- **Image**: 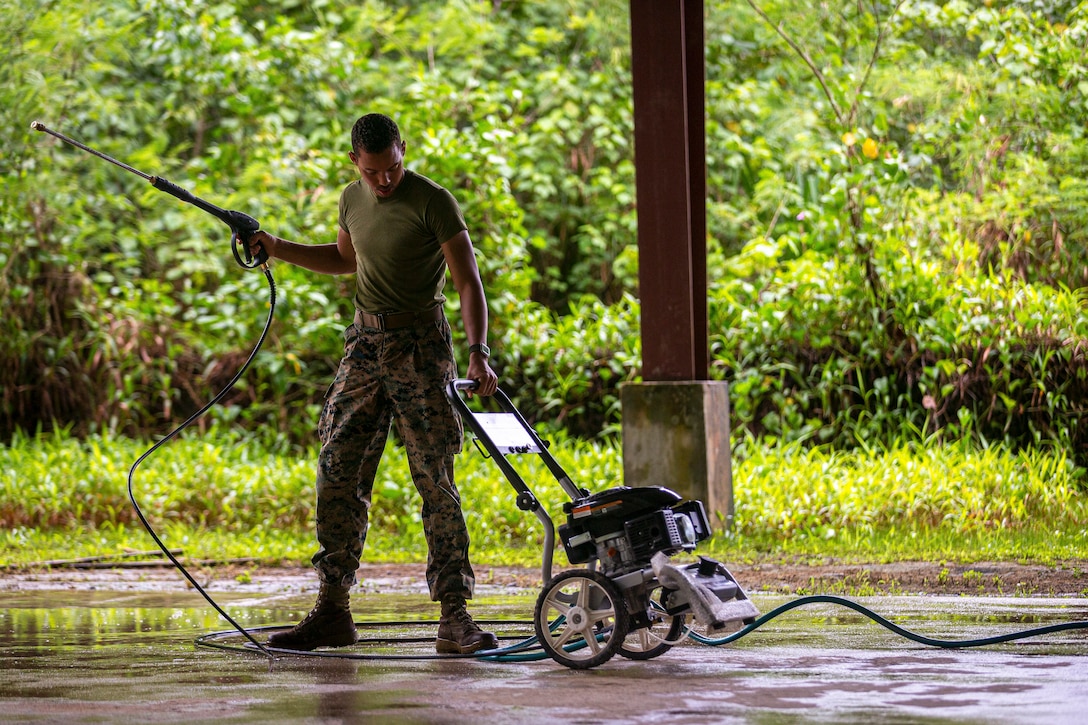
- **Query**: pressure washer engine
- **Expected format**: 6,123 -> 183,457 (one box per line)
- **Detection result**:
560,485 -> 709,575
447,379 -> 758,669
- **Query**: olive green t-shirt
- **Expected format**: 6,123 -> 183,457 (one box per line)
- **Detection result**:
338,170 -> 468,314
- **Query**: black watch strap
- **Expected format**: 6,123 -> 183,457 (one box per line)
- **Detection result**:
468,343 -> 491,358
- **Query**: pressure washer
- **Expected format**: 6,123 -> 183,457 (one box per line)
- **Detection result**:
33,121 -> 1088,669
445,379 -> 759,669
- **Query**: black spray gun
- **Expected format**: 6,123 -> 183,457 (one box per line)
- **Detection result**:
31,120 -> 267,269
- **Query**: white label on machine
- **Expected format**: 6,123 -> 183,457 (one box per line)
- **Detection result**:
473,413 -> 543,454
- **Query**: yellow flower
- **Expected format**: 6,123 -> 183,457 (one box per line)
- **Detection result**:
842,131 -> 857,146
862,138 -> 879,159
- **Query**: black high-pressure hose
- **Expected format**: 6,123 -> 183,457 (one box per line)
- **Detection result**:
195,591 -> 1088,663
33,121 -> 276,658
124,274 -> 276,658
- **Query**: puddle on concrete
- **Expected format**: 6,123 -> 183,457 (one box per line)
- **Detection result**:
1,591 -> 1087,723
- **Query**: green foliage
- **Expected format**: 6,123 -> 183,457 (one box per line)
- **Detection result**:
0,428 -> 628,564
495,292 -> 640,438
1,0 -> 636,446
731,434 -> 1083,541
711,220 -> 1088,456
1,430 -> 1084,566
703,0 -> 1088,462
1,0 -> 1086,472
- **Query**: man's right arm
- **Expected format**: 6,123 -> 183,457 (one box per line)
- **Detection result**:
249,228 -> 356,275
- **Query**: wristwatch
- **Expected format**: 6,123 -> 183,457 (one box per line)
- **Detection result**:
468,343 -> 491,358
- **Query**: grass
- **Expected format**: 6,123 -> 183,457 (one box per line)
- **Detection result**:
1,429 -> 1085,569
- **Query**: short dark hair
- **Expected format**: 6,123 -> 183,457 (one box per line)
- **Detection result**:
351,113 -> 401,154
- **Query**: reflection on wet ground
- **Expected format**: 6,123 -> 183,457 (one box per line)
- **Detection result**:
1,587 -> 1087,723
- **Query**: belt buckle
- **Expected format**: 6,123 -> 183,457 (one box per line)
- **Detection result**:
374,313 -> 387,331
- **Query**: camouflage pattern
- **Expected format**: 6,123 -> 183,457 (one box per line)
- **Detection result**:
310,315 -> 475,601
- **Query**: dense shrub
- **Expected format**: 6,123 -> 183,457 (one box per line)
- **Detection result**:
1,0 -> 1085,468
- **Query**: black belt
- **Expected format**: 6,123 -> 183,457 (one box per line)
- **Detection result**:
354,306 -> 444,331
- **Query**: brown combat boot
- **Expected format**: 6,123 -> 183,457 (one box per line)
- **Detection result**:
267,583 -> 358,651
436,594 -> 498,654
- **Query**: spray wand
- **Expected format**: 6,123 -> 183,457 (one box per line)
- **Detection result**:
31,120 -> 267,269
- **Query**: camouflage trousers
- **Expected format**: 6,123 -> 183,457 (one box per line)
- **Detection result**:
310,314 -> 475,601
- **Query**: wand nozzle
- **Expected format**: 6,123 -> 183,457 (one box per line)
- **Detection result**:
31,120 -> 267,269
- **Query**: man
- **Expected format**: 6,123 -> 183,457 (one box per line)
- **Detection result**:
249,113 -> 498,653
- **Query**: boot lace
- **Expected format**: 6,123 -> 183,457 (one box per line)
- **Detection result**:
444,603 -> 481,633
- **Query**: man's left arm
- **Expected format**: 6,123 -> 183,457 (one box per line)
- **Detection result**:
442,230 -> 498,396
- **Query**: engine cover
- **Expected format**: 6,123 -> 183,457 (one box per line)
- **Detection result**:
559,486 -> 712,574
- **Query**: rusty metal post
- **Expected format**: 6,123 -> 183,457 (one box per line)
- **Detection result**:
626,1 -> 732,529
629,0 -> 707,381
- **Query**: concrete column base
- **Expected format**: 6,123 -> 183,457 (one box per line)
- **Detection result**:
620,381 -> 733,530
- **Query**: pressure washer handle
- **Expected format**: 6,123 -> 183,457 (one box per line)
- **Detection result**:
446,379 -> 585,501
150,176 -> 267,269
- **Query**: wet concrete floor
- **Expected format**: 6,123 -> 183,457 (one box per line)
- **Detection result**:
2,581 -> 1087,723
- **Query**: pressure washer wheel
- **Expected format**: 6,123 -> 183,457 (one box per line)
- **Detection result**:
618,584 -> 686,660
534,569 -> 629,669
